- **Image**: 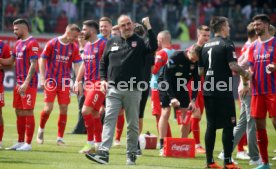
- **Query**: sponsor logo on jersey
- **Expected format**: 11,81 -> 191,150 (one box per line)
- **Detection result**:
204,41 -> 220,47
32,47 -> 39,52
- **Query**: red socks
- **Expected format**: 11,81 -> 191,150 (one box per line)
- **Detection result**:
0,124 -> 3,142
93,117 -> 102,142
238,134 -> 247,152
39,111 -> 50,129
256,129 -> 268,164
83,114 -> 94,141
191,118 -> 200,144
25,115 -> 35,144
115,114 -> 124,141
57,114 -> 67,138
17,116 -> 26,142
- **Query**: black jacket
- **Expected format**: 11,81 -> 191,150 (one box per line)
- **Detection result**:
100,29 -> 157,89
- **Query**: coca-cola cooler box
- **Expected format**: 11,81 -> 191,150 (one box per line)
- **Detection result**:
163,137 -> 195,158
139,133 -> 157,149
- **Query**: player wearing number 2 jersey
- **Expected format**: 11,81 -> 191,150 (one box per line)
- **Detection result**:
199,16 -> 250,169
0,19 -> 40,151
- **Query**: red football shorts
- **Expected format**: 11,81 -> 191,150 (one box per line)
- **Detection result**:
251,94 -> 276,118
151,89 -> 161,116
83,81 -> 105,112
13,86 -> 37,110
195,90 -> 204,114
0,85 -> 4,107
44,86 -> 71,105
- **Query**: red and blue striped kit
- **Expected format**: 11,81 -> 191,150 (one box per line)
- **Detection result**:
13,36 -> 40,88
248,37 -> 276,95
41,37 -> 82,85
83,38 -> 106,82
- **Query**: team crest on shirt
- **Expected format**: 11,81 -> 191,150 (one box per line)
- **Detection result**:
175,72 -> 183,76
68,50 -> 72,55
190,64 -> 195,70
22,45 -> 26,51
268,46 -> 274,52
131,41 -> 137,47
94,48 -> 98,53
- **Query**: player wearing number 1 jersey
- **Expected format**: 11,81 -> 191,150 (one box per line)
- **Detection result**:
0,19 -> 40,151
74,20 -> 106,154
199,16 -> 250,169
37,24 -> 82,145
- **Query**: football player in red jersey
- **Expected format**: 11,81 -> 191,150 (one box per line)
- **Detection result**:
37,24 -> 81,145
0,19 -> 40,151
0,40 -> 12,149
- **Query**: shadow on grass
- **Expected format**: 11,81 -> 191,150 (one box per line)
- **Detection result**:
30,149 -> 78,154
0,159 -> 49,165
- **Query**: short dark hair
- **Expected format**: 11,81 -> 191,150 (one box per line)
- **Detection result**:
197,25 -> 210,32
66,24 -> 81,32
210,16 -> 228,33
134,23 -> 146,36
252,14 -> 270,24
83,20 -> 99,31
99,17 -> 112,25
13,18 -> 30,30
247,22 -> 256,38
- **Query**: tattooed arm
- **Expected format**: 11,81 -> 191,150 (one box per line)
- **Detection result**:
229,61 -> 251,80
17,59 -> 38,94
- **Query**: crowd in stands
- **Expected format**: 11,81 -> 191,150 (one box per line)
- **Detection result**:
2,0 -> 276,41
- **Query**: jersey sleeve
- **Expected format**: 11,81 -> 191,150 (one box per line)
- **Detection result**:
2,43 -> 12,59
225,41 -> 237,63
99,40 -> 107,61
191,63 -> 199,100
198,50 -> 204,68
238,44 -> 251,69
72,43 -> 82,63
28,40 -> 40,60
247,43 -> 255,67
100,39 -> 112,81
164,61 -> 176,99
152,50 -> 168,74
12,41 -> 19,58
41,40 -> 52,59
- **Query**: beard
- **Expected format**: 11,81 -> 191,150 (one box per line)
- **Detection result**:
255,29 -> 265,36
84,34 -> 90,40
15,33 -> 21,40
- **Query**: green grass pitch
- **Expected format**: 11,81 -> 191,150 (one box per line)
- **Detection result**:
0,91 -> 275,169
